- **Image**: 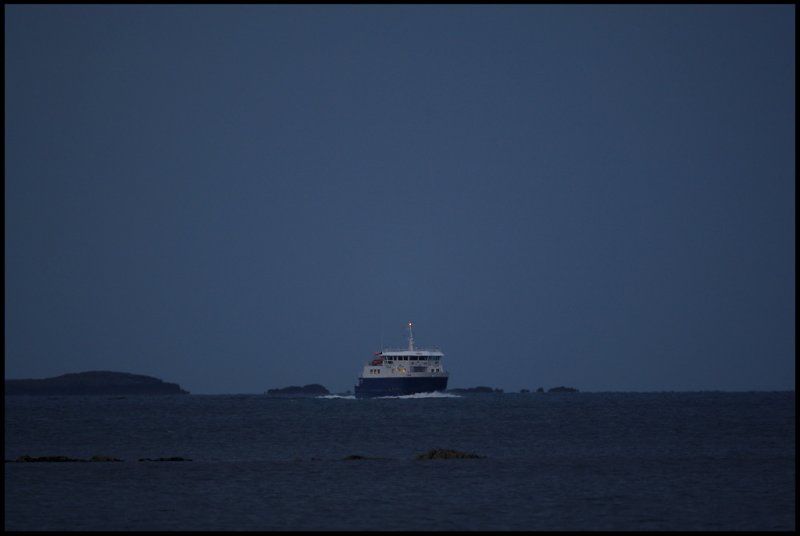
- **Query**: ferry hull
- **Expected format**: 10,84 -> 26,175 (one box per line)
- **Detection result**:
354,376 -> 448,398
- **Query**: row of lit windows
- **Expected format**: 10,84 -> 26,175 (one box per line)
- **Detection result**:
384,356 -> 440,362
369,367 -> 444,374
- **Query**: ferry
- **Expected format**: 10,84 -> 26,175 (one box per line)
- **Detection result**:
354,321 -> 449,398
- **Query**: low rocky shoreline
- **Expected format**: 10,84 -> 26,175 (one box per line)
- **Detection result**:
265,384 -> 330,396
5,371 -> 189,396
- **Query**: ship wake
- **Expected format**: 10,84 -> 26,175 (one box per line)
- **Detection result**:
375,391 -> 461,399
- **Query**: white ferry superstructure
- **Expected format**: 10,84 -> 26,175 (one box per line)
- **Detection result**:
354,321 -> 449,398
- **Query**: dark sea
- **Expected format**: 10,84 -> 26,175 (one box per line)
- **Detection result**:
4,391 -> 795,531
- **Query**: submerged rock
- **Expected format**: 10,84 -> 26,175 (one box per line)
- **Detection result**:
415,448 -> 485,460
90,455 -> 123,462
138,457 -> 192,462
342,454 -> 392,461
14,455 -> 87,462
10,454 -> 187,462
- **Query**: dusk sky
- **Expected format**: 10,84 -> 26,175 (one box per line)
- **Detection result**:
5,5 -> 795,394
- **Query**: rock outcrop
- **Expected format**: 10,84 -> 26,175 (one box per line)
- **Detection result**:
547,386 -> 579,393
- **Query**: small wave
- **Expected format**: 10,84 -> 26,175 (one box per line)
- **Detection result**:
317,394 -> 356,400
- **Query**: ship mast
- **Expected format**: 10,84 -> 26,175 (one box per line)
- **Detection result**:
408,320 -> 415,351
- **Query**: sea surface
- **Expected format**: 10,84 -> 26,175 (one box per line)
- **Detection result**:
4,391 -> 795,531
